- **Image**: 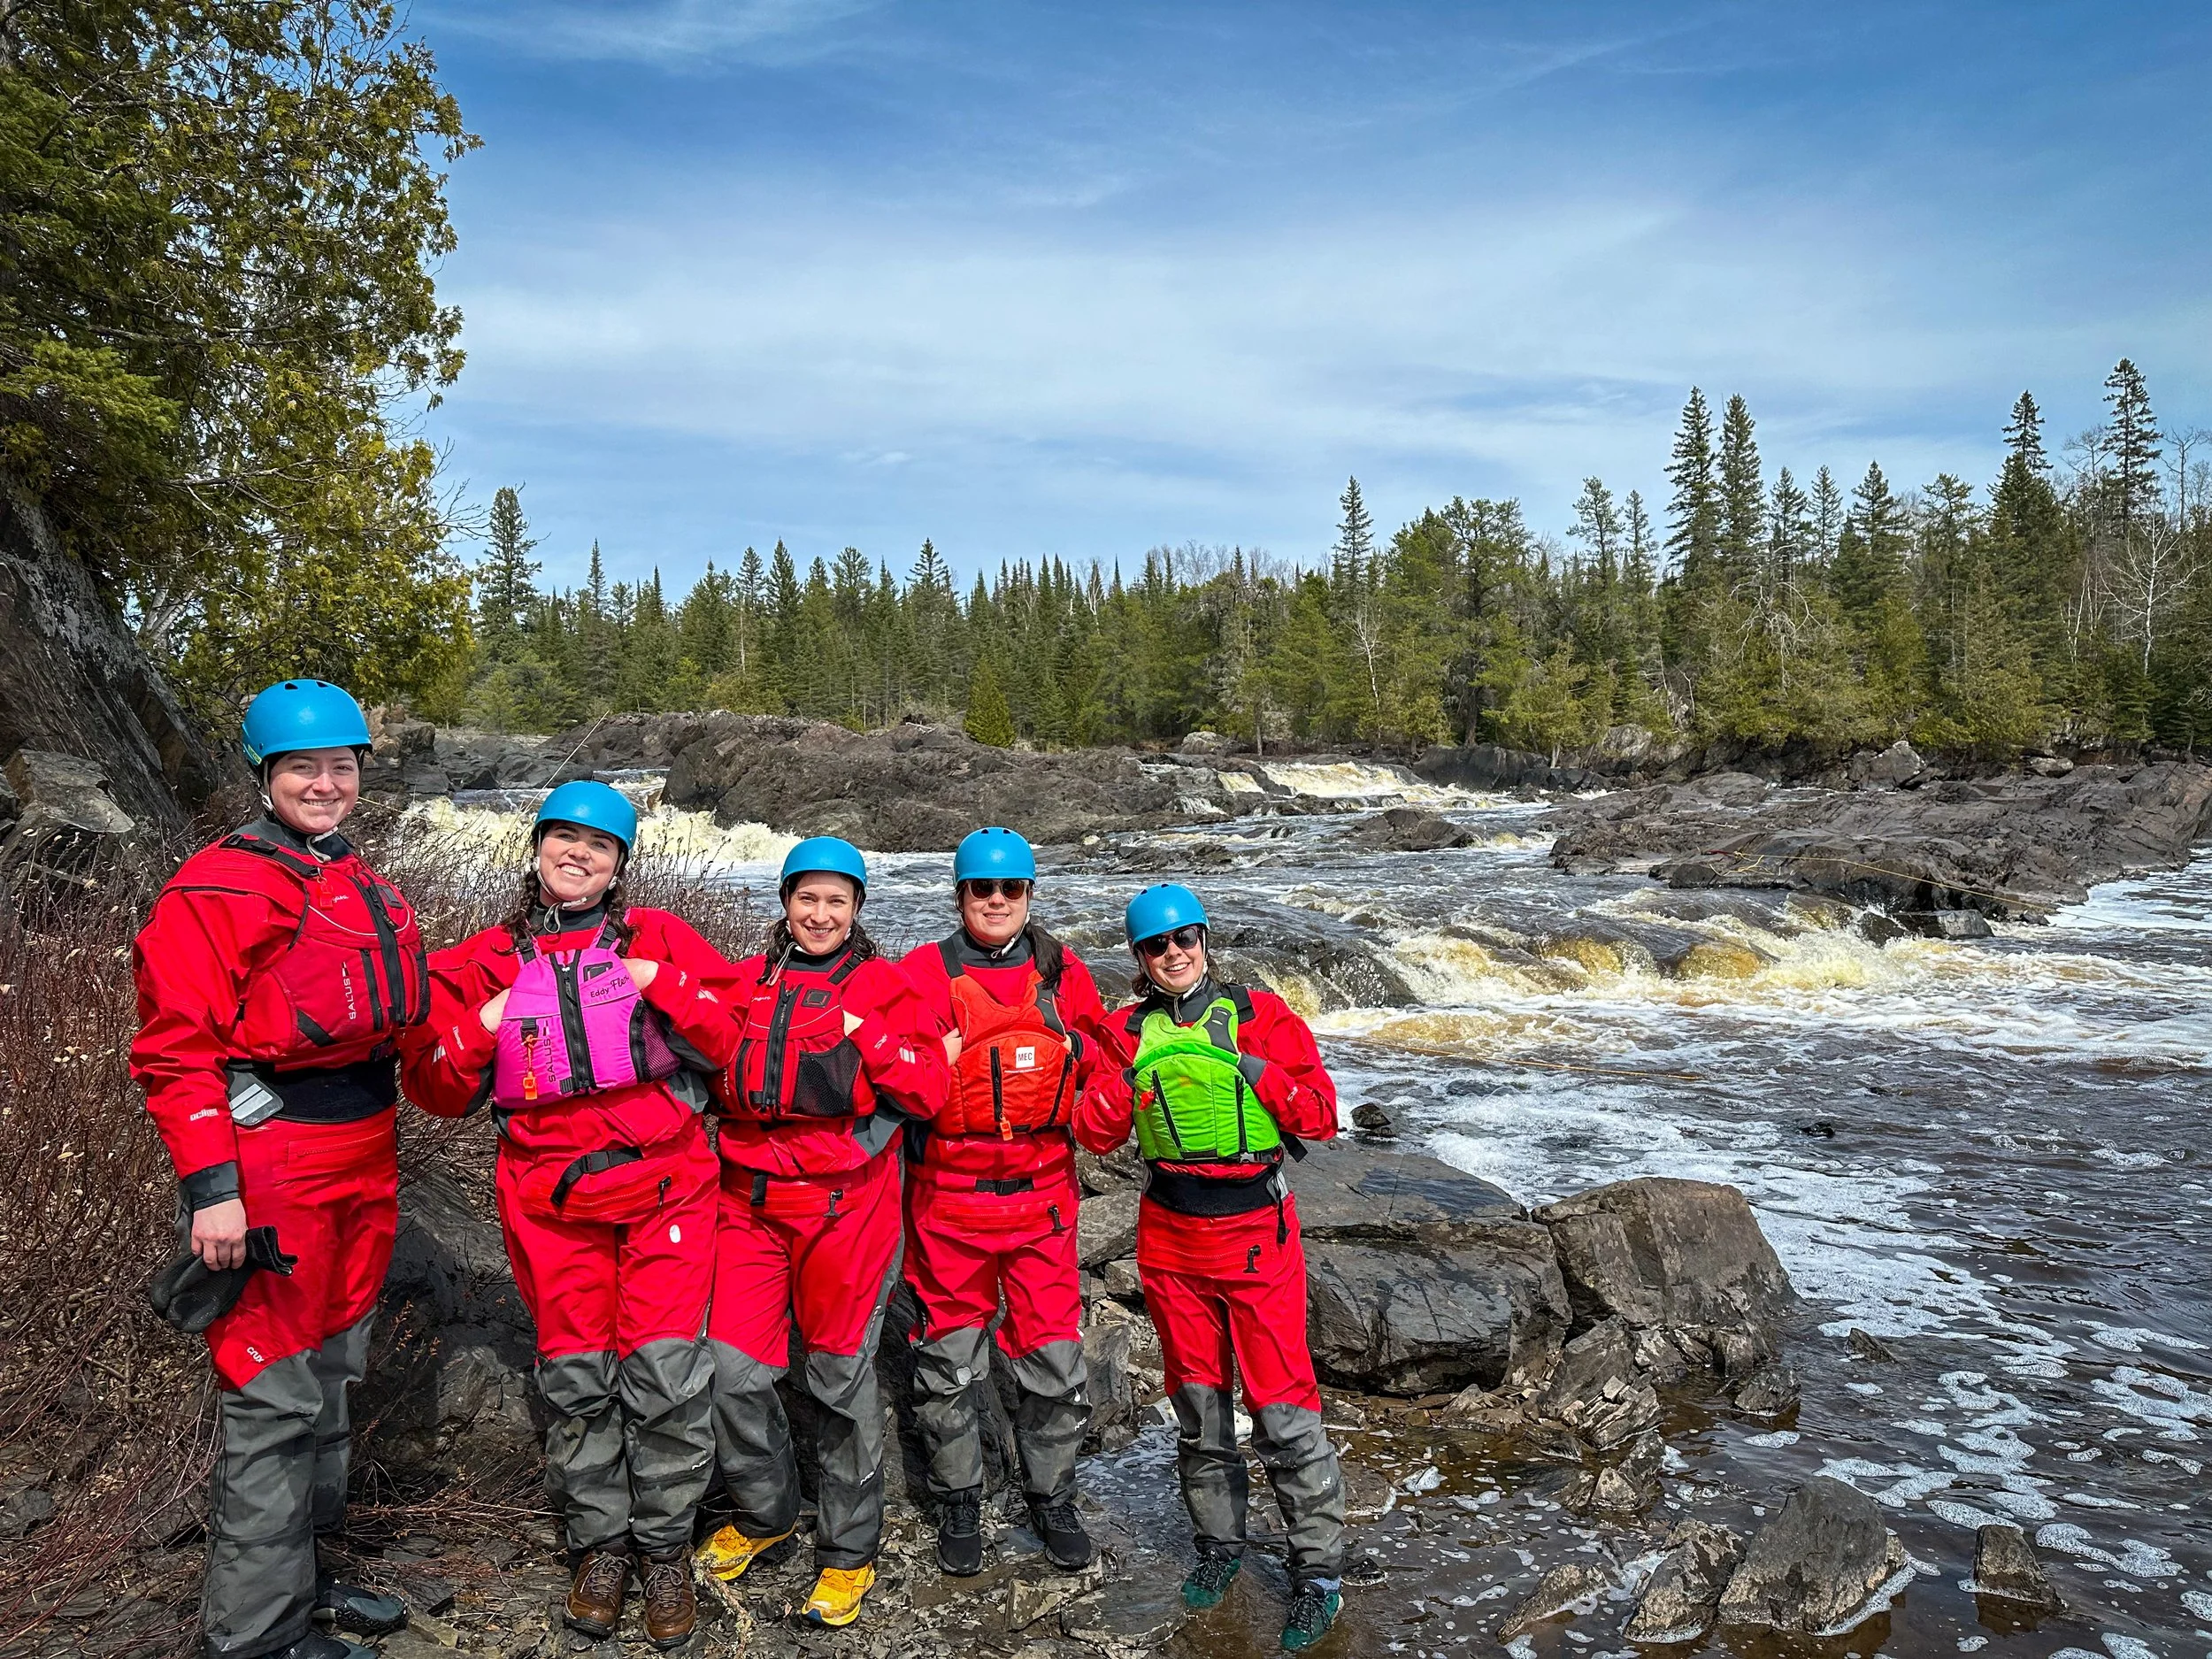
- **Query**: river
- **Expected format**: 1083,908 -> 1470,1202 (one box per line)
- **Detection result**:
412,763 -> 2211,1658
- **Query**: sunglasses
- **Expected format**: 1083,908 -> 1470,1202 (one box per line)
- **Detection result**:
961,878 -> 1032,900
1134,924 -> 1206,958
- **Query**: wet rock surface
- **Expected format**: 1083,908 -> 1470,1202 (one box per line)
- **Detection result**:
1541,761 -> 2212,917
1970,1521 -> 2063,1611
1624,1518 -> 1745,1642
1715,1475 -> 1909,1633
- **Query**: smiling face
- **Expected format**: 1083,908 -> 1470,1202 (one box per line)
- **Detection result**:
1135,926 -> 1208,995
958,879 -> 1031,949
536,820 -> 624,909
265,748 -> 361,837
785,872 -> 859,954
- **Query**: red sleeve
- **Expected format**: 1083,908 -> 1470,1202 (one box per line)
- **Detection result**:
632,910 -> 747,1068
398,930 -> 509,1118
128,849 -> 302,1180
1240,990 -> 1339,1141
1071,998 -> 1140,1153
897,941 -> 957,1037
849,956 -> 949,1118
1054,951 -> 1120,1093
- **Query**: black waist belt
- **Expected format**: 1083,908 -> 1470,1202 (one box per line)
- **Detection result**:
972,1175 -> 1035,1195
1144,1161 -> 1280,1218
552,1147 -> 645,1210
256,1056 -> 399,1124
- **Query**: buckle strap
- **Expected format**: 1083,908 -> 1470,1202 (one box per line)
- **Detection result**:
551,1146 -> 645,1210
972,1175 -> 1035,1195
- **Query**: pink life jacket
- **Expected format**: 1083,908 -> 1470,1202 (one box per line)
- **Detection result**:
491,923 -> 681,1110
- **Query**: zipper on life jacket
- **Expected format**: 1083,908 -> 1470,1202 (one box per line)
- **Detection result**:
1150,1067 -> 1188,1157
1234,1074 -> 1249,1158
552,956 -> 597,1094
756,980 -> 800,1114
519,1018 -> 541,1101
990,1048 -> 1009,1140
1042,1052 -> 1071,1131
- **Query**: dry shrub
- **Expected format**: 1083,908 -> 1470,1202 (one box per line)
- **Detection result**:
0,813 -> 769,1655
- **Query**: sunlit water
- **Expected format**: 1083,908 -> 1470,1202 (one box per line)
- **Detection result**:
407,765 -> 2212,1656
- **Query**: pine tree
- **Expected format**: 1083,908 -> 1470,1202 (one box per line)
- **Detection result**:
1333,477 -> 1375,587
1665,388 -> 1721,587
1570,478 -> 1623,583
2003,391 -> 2048,474
477,486 -> 540,650
964,656 -> 1017,747
2103,358 -> 2162,529
1831,461 -> 1909,620
1717,394 -> 1764,584
1809,467 -> 1846,567
1767,467 -> 1811,587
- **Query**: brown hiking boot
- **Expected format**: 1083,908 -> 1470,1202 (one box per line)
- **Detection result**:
565,1547 -> 633,1638
639,1549 -> 698,1649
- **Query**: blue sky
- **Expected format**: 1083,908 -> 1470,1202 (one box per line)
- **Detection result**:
417,1 -> 2212,594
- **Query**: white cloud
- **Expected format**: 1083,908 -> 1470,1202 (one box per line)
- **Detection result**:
435,0 -> 883,69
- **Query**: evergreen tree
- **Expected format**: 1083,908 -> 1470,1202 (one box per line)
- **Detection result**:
2004,391 -> 2049,473
1809,467 -> 1846,567
1717,394 -> 1765,584
1665,388 -> 1721,586
2103,358 -> 2162,529
477,486 -> 540,650
1333,477 -> 1376,587
1832,462 -> 1909,619
1767,467 -> 1811,587
964,656 -> 1017,747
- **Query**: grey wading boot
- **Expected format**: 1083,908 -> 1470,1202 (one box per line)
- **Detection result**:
279,1634 -> 377,1659
936,1491 -> 984,1576
313,1577 -> 406,1636
1029,1497 -> 1094,1571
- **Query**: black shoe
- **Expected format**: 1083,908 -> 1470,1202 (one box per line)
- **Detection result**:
1028,1497 -> 1094,1571
313,1576 -> 407,1635
936,1490 -> 984,1577
1182,1551 -> 1241,1609
280,1634 -> 378,1659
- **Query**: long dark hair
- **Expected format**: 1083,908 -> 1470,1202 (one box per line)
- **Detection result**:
503,858 -> 635,950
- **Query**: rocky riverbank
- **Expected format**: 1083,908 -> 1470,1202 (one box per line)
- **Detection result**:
1538,756 -> 2212,919
202,1133 -> 1956,1659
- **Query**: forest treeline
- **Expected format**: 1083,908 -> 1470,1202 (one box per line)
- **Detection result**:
458,360 -> 2211,759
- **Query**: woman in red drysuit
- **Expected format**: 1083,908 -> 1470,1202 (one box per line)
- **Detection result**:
400,781 -> 741,1650
897,826 -> 1117,1578
132,679 -> 420,1659
1074,882 -> 1347,1655
695,836 -> 947,1629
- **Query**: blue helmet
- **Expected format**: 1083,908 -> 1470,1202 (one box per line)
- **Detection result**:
953,826 -> 1036,885
241,679 -> 371,770
1125,883 -> 1208,945
534,780 -> 639,854
781,836 -> 868,900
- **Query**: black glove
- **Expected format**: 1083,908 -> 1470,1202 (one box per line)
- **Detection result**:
147,1226 -> 296,1334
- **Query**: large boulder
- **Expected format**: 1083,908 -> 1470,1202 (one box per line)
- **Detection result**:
1291,1141 -> 1569,1394
1717,1477 -> 1909,1634
1626,1519 -> 1745,1643
1345,806 -> 1472,852
1544,763 -> 2212,918
0,749 -> 142,903
1535,1177 -> 1796,1366
0,482 -> 229,847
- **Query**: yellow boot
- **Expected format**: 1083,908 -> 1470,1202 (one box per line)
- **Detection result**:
695,1524 -> 793,1583
802,1564 -> 877,1627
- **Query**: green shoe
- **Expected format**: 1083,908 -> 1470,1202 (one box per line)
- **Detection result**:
1181,1553 -> 1242,1609
1281,1583 -> 1341,1650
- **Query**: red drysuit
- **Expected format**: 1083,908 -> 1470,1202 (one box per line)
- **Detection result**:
1074,979 -> 1339,1410
132,819 -> 427,1388
401,903 -> 742,1357
898,932 -> 1116,1361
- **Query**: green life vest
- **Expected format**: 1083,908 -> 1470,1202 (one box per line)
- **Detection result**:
1128,988 -> 1280,1164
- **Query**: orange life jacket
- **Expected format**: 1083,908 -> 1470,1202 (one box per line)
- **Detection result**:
936,939 -> 1079,1140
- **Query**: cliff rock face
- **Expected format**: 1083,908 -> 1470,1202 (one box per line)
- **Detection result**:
0,482 -> 227,847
